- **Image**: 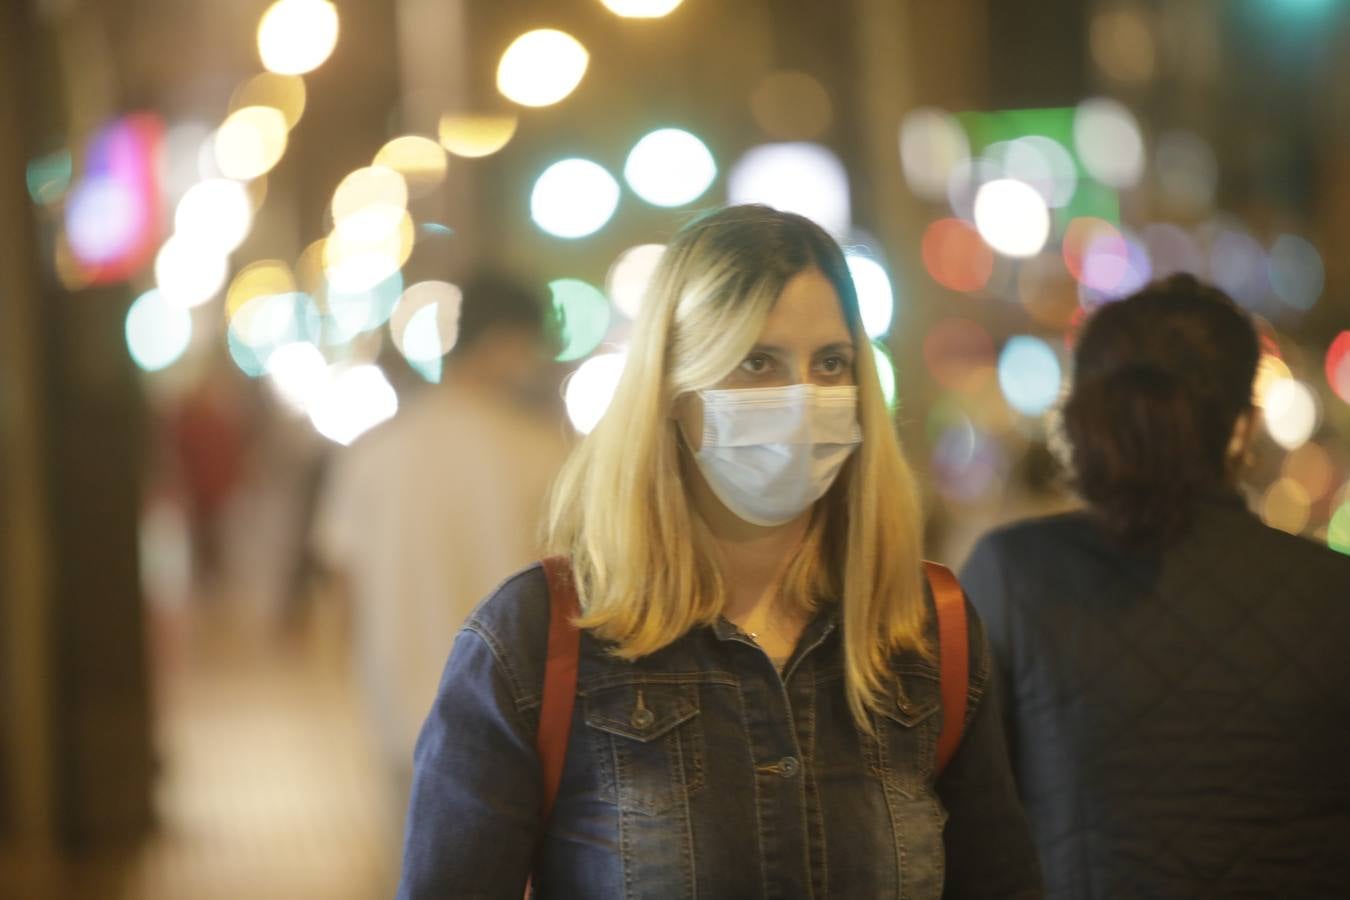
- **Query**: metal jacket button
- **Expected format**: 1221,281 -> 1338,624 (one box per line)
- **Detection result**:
778,756 -> 800,778
630,706 -> 655,730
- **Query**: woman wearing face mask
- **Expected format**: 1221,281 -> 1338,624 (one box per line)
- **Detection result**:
398,205 -> 1041,899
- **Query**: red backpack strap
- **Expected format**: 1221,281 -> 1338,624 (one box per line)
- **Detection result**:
924,560 -> 969,775
537,556 -> 581,821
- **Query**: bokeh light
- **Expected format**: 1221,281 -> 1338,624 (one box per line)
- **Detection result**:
230,72 -> 307,130
308,365 -> 398,445
749,70 -> 832,140
988,136 -> 1078,208
1261,378 -> 1319,450
931,412 -> 1004,504
175,178 -> 253,254
125,290 -> 192,372
530,159 -> 620,239
229,292 -> 323,377
214,106 -> 289,180
390,280 -> 462,362
1282,441 -> 1335,501
257,0 -> 339,76
599,0 -> 684,16
1073,97 -> 1144,188
323,275 -> 404,343
1209,226 -> 1269,309
550,278 -> 613,362
227,260 -> 296,320
437,114 -> 518,158
1016,252 -> 1080,330
997,336 -> 1061,416
845,253 -> 894,338
1154,130 -> 1217,215
728,142 -> 850,235
921,219 -> 994,293
606,244 -> 665,319
1267,234 -> 1324,312
1326,331 -> 1350,404
331,165 -> 408,229
1074,227 -> 1152,306
155,236 -> 228,308
924,318 -> 996,392
265,341 -> 328,412
899,108 -> 970,203
324,209 -> 415,293
497,29 -> 589,108
624,128 -> 716,207
1142,222 -> 1204,279
1329,501 -> 1350,556
373,136 -> 447,199
872,342 -> 897,409
1090,7 -> 1156,85
65,177 -> 142,267
1260,478 -> 1312,535
26,149 -> 71,205
565,350 -> 628,434
973,179 -> 1051,258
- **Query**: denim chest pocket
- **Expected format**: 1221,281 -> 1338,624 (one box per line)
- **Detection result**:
583,682 -> 706,816
870,676 -> 941,800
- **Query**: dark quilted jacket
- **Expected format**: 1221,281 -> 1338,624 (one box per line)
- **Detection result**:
960,492 -> 1350,899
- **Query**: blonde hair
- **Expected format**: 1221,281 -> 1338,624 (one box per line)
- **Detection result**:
548,205 -> 927,727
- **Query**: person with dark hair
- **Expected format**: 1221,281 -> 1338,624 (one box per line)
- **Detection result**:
961,274 -> 1350,898
313,269 -> 570,856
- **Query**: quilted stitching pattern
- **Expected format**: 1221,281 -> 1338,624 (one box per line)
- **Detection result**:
963,498 -> 1350,898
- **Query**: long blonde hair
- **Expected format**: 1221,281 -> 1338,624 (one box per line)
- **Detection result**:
548,205 -> 927,727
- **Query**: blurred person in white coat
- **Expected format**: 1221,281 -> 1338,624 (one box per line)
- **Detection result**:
314,271 -> 570,825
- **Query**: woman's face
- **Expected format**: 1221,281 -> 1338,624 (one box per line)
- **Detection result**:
676,266 -> 855,448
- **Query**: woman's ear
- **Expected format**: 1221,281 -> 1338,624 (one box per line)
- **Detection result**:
1225,407 -> 1258,475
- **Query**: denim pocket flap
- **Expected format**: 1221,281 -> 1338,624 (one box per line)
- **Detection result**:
585,683 -> 699,743
878,690 -> 940,728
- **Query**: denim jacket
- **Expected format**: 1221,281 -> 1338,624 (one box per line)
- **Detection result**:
399,563 -> 1041,899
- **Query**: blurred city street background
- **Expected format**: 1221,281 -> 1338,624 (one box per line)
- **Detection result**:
2,0 -> 1348,896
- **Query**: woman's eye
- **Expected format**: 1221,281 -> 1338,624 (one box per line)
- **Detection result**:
740,354 -> 773,375
819,355 -> 850,375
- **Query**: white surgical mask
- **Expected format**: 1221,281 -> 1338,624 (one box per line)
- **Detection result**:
692,383 -> 862,527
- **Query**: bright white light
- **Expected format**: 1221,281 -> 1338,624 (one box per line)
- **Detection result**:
600,0 -> 684,16
997,136 -> 1078,207
606,244 -> 665,319
845,254 -> 894,338
258,0 -> 339,76
624,128 -> 716,207
331,165 -> 408,228
65,176 -> 140,265
1263,378 -> 1318,450
175,178 -> 253,253
390,280 -> 462,361
213,106 -> 288,181
530,158 -> 620,239
565,350 -> 628,434
899,108 -> 971,203
973,179 -> 1051,258
155,236 -> 228,308
497,29 -> 589,108
1074,97 -> 1145,189
126,289 -> 192,372
728,142 -> 850,235
265,341 -> 328,412
308,364 -> 399,445
998,336 -> 1062,416
872,343 -> 897,409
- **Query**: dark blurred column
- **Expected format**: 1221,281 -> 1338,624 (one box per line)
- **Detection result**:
1,0 -> 154,859
0,0 -> 58,872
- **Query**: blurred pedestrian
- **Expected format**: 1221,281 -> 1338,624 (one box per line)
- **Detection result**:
962,274 -> 1350,897
313,270 -> 570,830
400,206 -> 1040,898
